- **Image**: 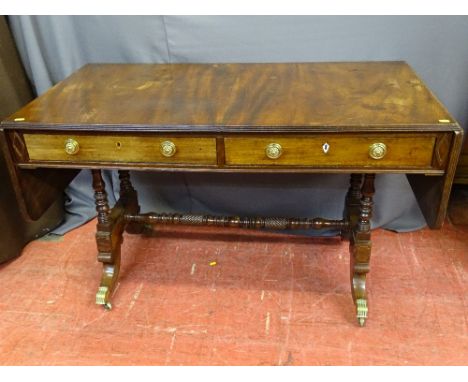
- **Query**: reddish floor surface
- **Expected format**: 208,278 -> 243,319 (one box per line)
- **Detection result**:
0,219 -> 466,365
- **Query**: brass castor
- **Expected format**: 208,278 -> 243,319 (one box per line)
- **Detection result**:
103,302 -> 112,310
96,286 -> 110,307
356,298 -> 368,327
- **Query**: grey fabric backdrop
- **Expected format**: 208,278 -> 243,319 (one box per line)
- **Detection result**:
7,16 -> 468,235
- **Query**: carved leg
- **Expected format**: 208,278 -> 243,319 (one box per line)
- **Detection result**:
118,170 -> 144,234
341,174 -> 363,240
92,169 -> 125,310
350,173 -> 375,327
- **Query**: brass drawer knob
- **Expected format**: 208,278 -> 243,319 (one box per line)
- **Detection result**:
369,142 -> 387,160
64,138 -> 80,155
265,143 -> 282,159
160,140 -> 177,157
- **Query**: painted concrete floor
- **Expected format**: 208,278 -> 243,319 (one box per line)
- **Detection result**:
0,219 -> 466,365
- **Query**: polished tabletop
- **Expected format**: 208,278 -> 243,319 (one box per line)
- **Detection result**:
2,62 -> 454,131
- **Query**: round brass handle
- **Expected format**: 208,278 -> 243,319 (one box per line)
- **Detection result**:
64,138 -> 80,155
369,142 -> 387,160
160,140 -> 177,157
265,143 -> 283,159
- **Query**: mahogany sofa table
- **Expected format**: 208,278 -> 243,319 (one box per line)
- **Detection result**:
1,62 -> 463,326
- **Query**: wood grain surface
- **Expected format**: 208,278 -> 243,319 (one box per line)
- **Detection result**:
1,62 -> 456,130
224,134 -> 436,168
22,132 -> 438,170
24,134 -> 217,164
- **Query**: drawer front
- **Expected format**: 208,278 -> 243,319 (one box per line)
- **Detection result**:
23,134 -> 217,165
224,135 -> 436,168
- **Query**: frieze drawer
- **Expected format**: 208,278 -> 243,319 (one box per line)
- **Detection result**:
23,134 -> 218,165
224,134 -> 438,168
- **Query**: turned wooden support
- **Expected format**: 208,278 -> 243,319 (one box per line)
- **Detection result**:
118,170 -> 144,234
342,173 -> 363,240
125,213 -> 347,230
92,169 -> 114,263
119,170 -> 136,203
350,173 -> 375,326
92,169 -> 111,225
91,169 -> 125,309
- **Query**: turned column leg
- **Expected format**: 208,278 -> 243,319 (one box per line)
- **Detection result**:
92,169 -> 125,310
118,170 -> 144,234
350,173 -> 375,327
342,174 -> 363,240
